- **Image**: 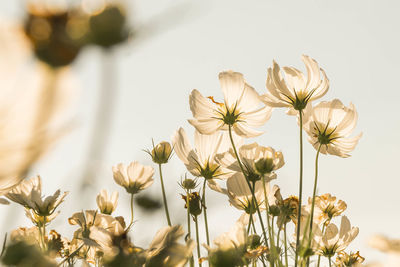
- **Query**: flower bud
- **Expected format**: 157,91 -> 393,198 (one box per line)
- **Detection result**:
269,205 -> 280,217
247,234 -> 261,250
181,192 -> 202,216
151,141 -> 172,164
254,158 -> 274,175
181,178 -> 197,190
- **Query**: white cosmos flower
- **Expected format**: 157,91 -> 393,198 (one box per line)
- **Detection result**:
303,99 -> 362,157
261,55 -> 329,113
217,142 -> 284,182
172,127 -> 239,185
313,216 -> 359,258
112,161 -> 154,194
6,175 -> 68,218
188,71 -> 272,138
96,189 -> 118,215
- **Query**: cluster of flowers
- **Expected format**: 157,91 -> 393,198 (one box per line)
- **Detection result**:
0,55 -> 363,267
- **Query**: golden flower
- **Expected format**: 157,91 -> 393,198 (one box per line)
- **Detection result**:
313,193 -> 347,224
335,251 -> 365,267
96,189 -> 118,215
303,99 -> 362,157
261,55 -> 329,113
112,161 -> 154,194
189,71 -> 272,138
149,141 -> 173,164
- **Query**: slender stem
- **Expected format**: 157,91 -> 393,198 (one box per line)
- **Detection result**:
127,193 -> 134,230
308,144 -> 322,242
284,226 -> 289,267
317,223 -> 326,267
247,214 -> 253,234
295,110 -> 304,267
328,256 -> 332,267
186,189 -> 195,267
194,215 -> 202,267
158,164 -> 172,226
261,176 -> 275,264
228,125 -> 268,244
58,244 -> 84,266
276,228 -> 281,251
202,179 -> 210,246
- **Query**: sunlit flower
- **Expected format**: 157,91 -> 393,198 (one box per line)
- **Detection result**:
148,141 -> 173,164
313,216 -> 359,258
112,161 -> 154,194
96,189 -> 118,215
335,251 -> 365,267
217,142 -> 284,182
205,220 -> 248,266
261,55 -> 329,113
145,225 -> 195,267
303,99 -> 362,157
6,175 -> 68,219
10,226 -> 41,245
172,127 -> 236,189
188,71 -> 272,138
313,193 -> 347,224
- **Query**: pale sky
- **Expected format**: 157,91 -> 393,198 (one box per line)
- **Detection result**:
0,0 -> 399,264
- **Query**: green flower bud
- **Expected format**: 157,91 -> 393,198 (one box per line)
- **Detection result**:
151,141 -> 172,164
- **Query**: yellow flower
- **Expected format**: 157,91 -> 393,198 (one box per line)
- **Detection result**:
261,55 -> 329,113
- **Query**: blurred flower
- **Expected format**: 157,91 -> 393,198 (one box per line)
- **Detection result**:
6,175 -> 68,221
96,189 -> 119,215
261,55 -> 329,113
217,143 -> 284,182
313,216 -> 359,258
369,235 -> 400,267
172,127 -> 234,189
147,141 -> 173,165
189,71 -> 272,138
10,226 -> 41,245
112,161 -> 154,194
303,99 -> 362,157
335,251 -> 365,267
181,191 -> 202,217
205,220 -> 248,267
145,225 -> 195,267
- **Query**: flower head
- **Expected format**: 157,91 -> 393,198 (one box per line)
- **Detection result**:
304,99 -> 362,157
96,189 -> 119,215
112,161 -> 154,194
313,193 -> 347,224
189,71 -> 272,138
261,55 -> 329,113
335,251 -> 365,267
148,141 -> 173,164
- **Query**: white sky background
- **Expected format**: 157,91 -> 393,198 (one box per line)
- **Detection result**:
0,0 -> 399,264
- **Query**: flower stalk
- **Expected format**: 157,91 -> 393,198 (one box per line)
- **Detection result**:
158,163 -> 172,226
202,179 -> 210,246
295,110 -> 304,267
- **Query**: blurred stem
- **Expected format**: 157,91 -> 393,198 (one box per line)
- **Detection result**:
194,215 -> 202,267
276,227 -> 281,252
80,52 -> 117,190
328,256 -> 332,267
295,110 -> 304,267
228,125 -> 268,244
202,179 -> 210,246
127,193 -> 134,230
307,144 -> 322,247
261,176 -> 276,266
158,164 -> 172,226
284,226 -> 288,267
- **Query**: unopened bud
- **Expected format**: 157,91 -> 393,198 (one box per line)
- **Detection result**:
151,141 -> 172,164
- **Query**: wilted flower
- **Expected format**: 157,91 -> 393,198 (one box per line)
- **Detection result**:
112,161 -> 154,194
145,225 -> 195,267
96,189 -> 119,215
303,99 -> 362,157
261,55 -> 329,113
149,141 -> 173,164
335,251 -> 365,267
189,71 -> 272,138
217,143 -> 284,182
313,216 -> 359,257
6,175 -> 68,221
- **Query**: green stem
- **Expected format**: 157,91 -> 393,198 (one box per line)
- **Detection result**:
194,216 -> 202,267
284,226 -> 288,267
202,179 -> 210,246
261,176 -> 275,264
295,110 -> 304,267
186,189 -> 194,267
228,125 -> 268,244
158,164 -> 172,226
127,193 -> 134,230
328,256 -> 332,267
316,223 -> 326,267
276,228 -> 281,251
307,144 -> 322,267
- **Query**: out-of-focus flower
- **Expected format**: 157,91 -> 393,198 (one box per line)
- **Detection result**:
145,225 -> 195,267
10,226 -> 41,245
112,161 -> 154,194
313,216 -> 359,258
368,235 -> 400,267
303,99 -> 362,157
147,141 -> 173,165
217,143 -> 284,182
261,55 -> 329,113
189,71 -> 272,138
335,251 -> 365,267
6,175 -> 68,221
225,173 -> 265,215
172,127 -> 235,188
204,220 -> 248,267
96,189 -> 118,215
312,193 -> 347,224
181,191 -> 202,217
